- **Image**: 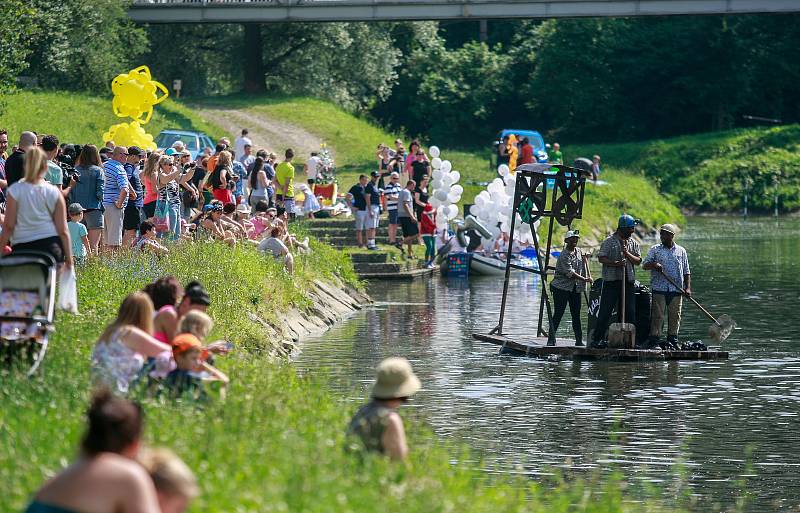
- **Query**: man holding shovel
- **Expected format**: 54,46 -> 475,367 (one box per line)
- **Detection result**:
642,224 -> 691,349
591,214 -> 641,348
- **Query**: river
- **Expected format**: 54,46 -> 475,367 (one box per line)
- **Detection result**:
295,216 -> 800,511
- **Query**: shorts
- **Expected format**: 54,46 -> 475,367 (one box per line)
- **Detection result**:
399,217 -> 419,238
354,210 -> 369,230
387,208 -> 398,225
103,204 -> 125,246
213,188 -> 233,205
142,201 -> 157,219
369,205 -> 381,229
12,236 -> 65,263
123,205 -> 144,231
277,196 -> 295,217
82,209 -> 104,230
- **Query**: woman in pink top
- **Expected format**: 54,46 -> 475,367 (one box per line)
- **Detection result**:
142,276 -> 183,344
140,151 -> 162,220
403,140 -> 427,176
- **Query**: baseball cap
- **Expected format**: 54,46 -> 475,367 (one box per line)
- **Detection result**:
564,229 -> 580,241
68,203 -> 84,215
165,148 -> 177,156
128,146 -> 142,156
370,170 -> 379,178
660,223 -> 678,234
172,333 -> 208,360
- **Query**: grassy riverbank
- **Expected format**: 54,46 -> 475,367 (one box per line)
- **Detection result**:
569,124 -> 800,213
1,241 -> 675,513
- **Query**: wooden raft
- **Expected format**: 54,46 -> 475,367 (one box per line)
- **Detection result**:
473,333 -> 729,361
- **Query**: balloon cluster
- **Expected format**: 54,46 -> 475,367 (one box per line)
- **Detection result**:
468,164 -> 538,249
427,145 -> 463,230
102,65 -> 168,150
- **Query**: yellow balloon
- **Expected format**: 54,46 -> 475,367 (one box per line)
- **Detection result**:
110,65 -> 168,125
102,121 -> 156,151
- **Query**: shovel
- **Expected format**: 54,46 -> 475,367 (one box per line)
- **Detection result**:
607,263 -> 636,349
657,270 -> 736,343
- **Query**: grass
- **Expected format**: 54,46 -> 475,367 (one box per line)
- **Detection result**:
1,89 -> 223,146
1,241 -> 675,513
568,125 -> 800,213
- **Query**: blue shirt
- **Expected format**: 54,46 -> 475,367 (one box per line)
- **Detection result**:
232,160 -> 247,196
644,242 -> 690,292
69,165 -> 105,210
68,221 -> 88,258
124,163 -> 144,208
103,160 -> 129,207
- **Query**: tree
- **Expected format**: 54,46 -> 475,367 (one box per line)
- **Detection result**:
0,0 -> 38,111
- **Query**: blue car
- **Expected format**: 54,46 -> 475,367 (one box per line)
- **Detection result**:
494,129 -> 549,165
155,129 -> 215,160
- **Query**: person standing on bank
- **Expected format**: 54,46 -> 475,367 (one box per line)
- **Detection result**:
548,230 -> 592,347
365,171 -> 381,250
347,357 -> 421,460
642,223 -> 691,349
102,146 -> 130,253
591,214 -> 641,348
346,175 -> 369,249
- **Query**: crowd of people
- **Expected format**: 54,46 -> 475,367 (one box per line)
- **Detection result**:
0,128 -> 313,272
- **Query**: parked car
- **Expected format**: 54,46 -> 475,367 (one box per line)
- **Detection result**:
155,129 -> 215,160
493,129 -> 548,168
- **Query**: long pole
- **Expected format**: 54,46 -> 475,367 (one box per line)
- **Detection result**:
493,172 -> 520,335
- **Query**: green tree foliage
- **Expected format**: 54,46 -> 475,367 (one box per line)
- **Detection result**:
23,0 -> 148,92
0,0 -> 37,109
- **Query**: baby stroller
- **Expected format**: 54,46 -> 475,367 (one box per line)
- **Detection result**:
0,251 -> 57,376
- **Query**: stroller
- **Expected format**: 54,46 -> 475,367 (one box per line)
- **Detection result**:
0,251 -> 57,376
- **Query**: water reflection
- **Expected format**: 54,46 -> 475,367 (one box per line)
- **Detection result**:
296,217 -> 800,511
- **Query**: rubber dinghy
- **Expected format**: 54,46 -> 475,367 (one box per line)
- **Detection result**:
469,253 -> 538,276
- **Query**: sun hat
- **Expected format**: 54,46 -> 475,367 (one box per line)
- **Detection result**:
235,203 -> 250,214
371,357 -> 421,400
564,229 -> 580,241
172,334 -> 208,360
618,214 -> 637,229
68,203 -> 84,215
172,141 -> 185,149
660,223 -> 678,235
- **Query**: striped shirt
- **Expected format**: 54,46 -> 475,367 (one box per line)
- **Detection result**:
103,159 -> 129,207
383,182 -> 401,211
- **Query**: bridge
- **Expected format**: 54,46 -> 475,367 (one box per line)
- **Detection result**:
129,0 -> 800,24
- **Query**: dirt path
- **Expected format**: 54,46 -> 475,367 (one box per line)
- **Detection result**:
195,106 -> 322,159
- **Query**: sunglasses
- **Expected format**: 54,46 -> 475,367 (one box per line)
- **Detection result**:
164,162 -> 174,166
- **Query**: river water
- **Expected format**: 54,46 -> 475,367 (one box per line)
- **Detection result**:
296,216 -> 800,511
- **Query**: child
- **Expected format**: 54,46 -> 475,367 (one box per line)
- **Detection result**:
134,221 -> 169,256
164,334 -> 228,399
250,200 -> 271,239
297,182 -> 321,219
420,204 -> 436,268
139,447 -> 199,513
67,203 -> 91,264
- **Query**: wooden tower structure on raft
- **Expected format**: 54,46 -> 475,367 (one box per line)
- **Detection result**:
488,163 -> 590,338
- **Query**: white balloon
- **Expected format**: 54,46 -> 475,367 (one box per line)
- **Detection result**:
498,164 -> 510,176
437,205 -> 446,216
451,184 -> 464,196
441,160 -> 452,173
500,222 -> 510,233
429,146 -> 440,158
432,169 -> 443,180
431,157 -> 442,170
435,190 -> 448,202
436,216 -> 447,228
447,204 -> 458,218
448,193 -> 461,204
489,226 -> 501,238
469,205 -> 482,217
475,195 -> 486,207
450,171 -> 460,184
441,175 -> 453,188
429,196 -> 441,208
478,190 -> 491,200
431,179 -> 443,190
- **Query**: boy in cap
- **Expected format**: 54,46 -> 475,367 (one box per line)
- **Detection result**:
164,333 -> 228,399
548,229 -> 592,346
642,223 -> 691,349
592,214 -> 642,348
68,203 -> 91,264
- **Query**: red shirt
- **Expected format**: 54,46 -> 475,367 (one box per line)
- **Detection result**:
420,211 -> 436,235
519,144 -> 534,165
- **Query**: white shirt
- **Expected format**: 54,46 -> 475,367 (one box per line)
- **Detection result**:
305,156 -> 321,180
8,180 -> 60,245
234,135 -> 252,158
258,236 -> 288,258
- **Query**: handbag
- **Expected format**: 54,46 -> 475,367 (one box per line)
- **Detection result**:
154,197 -> 170,233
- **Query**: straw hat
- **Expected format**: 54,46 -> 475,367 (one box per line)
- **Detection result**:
371,357 -> 421,400
660,223 -> 678,235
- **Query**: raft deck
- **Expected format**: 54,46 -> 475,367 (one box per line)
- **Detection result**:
473,333 -> 729,361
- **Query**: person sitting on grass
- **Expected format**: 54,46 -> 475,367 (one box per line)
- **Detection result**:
346,357 -> 421,460
250,200 -> 271,239
67,203 -> 91,264
164,333 -> 229,399
258,225 -> 294,274
134,221 -> 169,256
143,276 -> 183,344
91,292 -> 171,395
178,310 -> 230,358
199,204 -> 236,247
233,202 -> 256,238
139,447 -> 199,513
177,281 -> 211,317
24,390 -> 161,513
221,202 -> 249,239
